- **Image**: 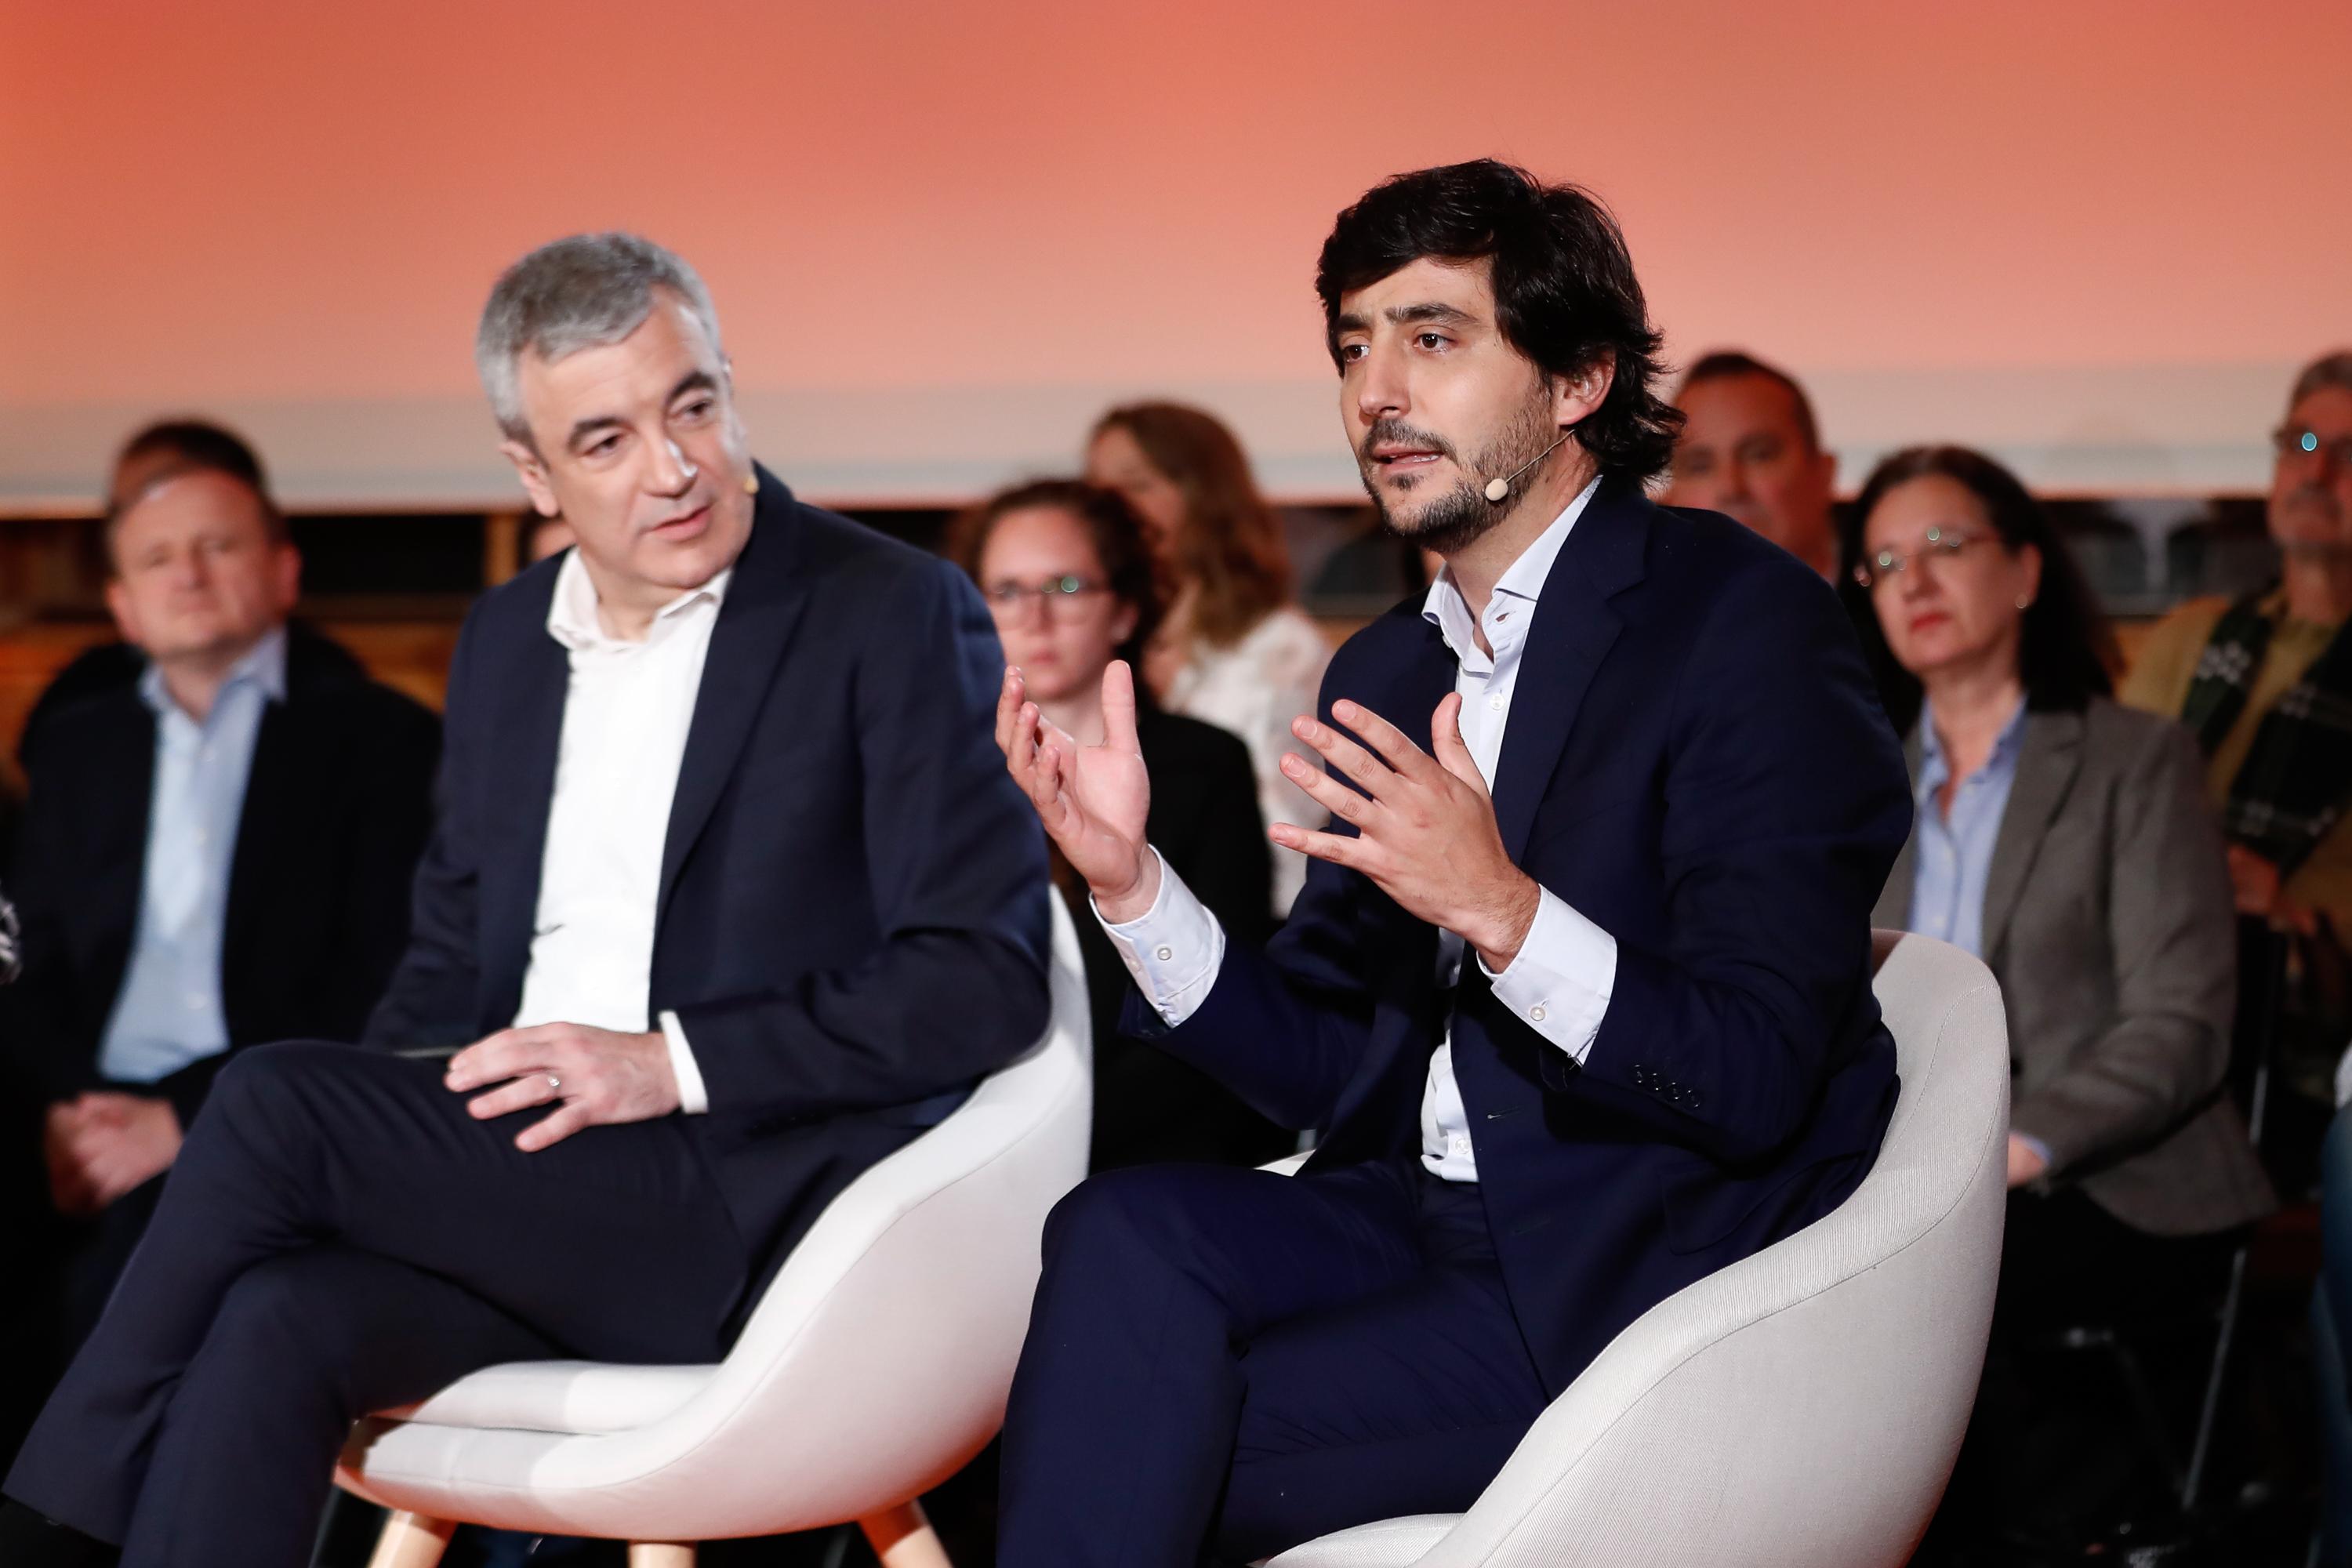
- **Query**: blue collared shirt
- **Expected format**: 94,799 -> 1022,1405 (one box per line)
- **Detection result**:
96,628 -> 287,1083
1905,695 -> 2029,961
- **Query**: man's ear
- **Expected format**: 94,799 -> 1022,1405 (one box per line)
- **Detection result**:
1553,349 -> 1617,430
1109,601 -> 1141,647
499,437 -> 563,519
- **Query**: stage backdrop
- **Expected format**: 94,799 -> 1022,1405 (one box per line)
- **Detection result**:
2,0 -> 2347,510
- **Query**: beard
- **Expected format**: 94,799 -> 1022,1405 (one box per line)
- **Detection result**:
1357,397 -> 1565,557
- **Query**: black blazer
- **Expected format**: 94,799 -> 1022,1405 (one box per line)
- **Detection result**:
3,624 -> 441,1127
1131,480 -> 1913,1394
1076,702 -> 1285,1171
365,472 -> 1053,1309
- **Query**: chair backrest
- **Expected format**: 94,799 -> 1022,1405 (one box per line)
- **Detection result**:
1412,931 -> 2010,1568
397,896 -> 1097,1539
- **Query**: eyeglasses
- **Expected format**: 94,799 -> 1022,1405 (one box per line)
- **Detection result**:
2274,426 -> 2352,468
984,575 -> 1109,616
1852,525 -> 1991,590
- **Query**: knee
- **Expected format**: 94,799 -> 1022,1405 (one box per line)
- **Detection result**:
203,1042 -> 328,1127
1039,1165 -> 1230,1279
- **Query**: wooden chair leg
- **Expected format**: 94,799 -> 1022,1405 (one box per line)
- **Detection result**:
367,1511 -> 457,1568
627,1545 -> 696,1567
860,1500 -> 951,1568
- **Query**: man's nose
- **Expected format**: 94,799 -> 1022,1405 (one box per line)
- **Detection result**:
647,437 -> 698,495
1355,350 -> 1409,426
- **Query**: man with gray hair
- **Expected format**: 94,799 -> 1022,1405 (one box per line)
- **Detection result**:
2,234 -> 1051,1568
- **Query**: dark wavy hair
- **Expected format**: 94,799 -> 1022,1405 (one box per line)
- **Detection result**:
1314,159 -> 1682,485
948,478 -> 1166,673
1090,402 -> 1291,649
1838,445 -> 2115,735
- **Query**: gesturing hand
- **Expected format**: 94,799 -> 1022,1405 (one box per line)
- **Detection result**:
995,660 -> 1160,920
445,1022 -> 681,1152
1274,693 -> 1540,971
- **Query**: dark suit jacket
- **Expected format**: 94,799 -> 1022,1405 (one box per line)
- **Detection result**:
364,471 -> 1053,1312
1077,702 -> 1285,1171
1132,481 -> 1913,1395
1874,699 -> 2274,1236
3,624 -> 440,1127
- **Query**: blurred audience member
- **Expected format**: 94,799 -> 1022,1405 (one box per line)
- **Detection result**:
2122,350 -> 2352,1189
953,479 -> 1284,1171
1664,350 -> 1837,578
1846,445 -> 2273,1559
2,446 -> 441,1370
1087,403 -> 1330,913
24,422 -> 274,749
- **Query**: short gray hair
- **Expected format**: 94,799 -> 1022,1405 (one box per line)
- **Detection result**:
475,233 -> 723,445
2290,350 -> 2352,413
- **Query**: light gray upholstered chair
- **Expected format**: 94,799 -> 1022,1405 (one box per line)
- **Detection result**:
335,897 -> 1093,1568
1261,931 -> 2010,1568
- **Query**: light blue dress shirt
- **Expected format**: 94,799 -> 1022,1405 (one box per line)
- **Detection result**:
1904,695 -> 2029,961
96,628 -> 287,1084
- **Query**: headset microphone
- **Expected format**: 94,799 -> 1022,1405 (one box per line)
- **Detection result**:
1483,431 -> 1573,503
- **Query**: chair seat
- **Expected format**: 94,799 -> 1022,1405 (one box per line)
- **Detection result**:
385,1360 -> 720,1437
1261,1515 -> 1461,1568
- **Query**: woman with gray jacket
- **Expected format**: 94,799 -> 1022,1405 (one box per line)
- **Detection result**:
1843,446 -> 2272,1563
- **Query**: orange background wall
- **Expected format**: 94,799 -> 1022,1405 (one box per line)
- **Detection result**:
3,1 -> 2348,506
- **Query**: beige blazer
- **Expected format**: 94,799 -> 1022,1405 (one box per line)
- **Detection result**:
1874,698 -> 2274,1236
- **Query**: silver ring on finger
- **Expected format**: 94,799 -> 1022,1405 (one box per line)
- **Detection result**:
546,1073 -> 563,1095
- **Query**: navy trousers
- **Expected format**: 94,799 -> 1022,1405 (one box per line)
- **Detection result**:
997,1158 -> 1551,1567
3,1041 -> 746,1568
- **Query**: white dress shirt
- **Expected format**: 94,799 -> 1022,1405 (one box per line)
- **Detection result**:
1102,479 -> 1618,1181
513,550 -> 728,1113
98,627 -> 286,1083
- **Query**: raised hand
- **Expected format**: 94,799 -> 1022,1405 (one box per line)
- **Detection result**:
1272,692 -> 1540,971
996,660 -> 1159,919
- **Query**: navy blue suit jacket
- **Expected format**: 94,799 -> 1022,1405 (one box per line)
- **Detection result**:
1132,480 -> 1912,1393
365,471 -> 1053,1311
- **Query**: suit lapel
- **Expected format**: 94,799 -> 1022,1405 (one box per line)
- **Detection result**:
220,697 -> 293,986
655,474 -> 814,925
1488,480 -> 1648,860
1978,709 -> 2083,962
480,590 -> 571,1017
86,695 -> 159,1000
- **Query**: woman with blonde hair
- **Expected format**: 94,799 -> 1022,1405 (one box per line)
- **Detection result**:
1087,401 -> 1330,913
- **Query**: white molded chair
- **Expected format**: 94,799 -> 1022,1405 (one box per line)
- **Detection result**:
336,897 -> 1093,1568
1263,931 -> 2010,1568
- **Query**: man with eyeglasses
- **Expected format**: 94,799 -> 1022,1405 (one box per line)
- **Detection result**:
2122,348 -> 2352,1189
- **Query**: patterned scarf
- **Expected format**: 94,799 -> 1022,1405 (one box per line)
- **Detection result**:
2180,588 -> 2352,874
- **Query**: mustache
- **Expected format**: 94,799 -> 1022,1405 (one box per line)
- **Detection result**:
1357,419 -> 1458,466
2285,481 -> 2343,513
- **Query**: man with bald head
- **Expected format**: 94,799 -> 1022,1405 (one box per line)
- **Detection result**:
2,442 -> 438,1423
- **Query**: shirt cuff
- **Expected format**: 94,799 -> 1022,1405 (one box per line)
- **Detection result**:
658,1009 -> 710,1115
1477,887 -> 1615,1064
1094,848 -> 1227,1028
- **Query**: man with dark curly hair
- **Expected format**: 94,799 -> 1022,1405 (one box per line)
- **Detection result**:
992,160 -> 1914,1566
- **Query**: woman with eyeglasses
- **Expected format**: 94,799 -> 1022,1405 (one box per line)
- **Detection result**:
1842,446 -> 2274,1561
951,480 -> 1289,1174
